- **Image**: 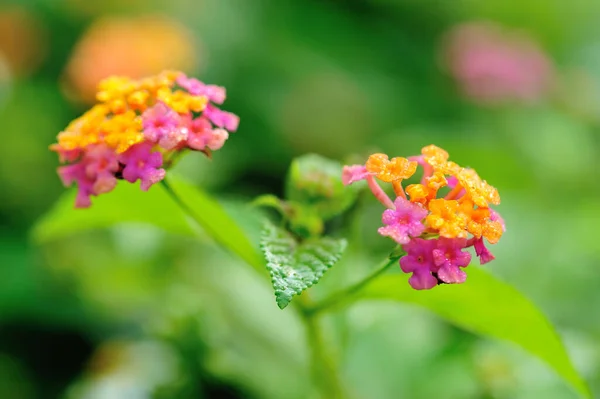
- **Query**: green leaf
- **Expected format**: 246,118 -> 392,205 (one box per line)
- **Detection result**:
32,176 -> 264,273
260,222 -> 347,309
286,154 -> 358,220
360,270 -> 591,399
31,181 -> 196,242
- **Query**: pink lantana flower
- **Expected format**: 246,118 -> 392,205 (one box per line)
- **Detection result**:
432,237 -> 471,284
176,74 -> 226,104
207,128 -> 229,151
473,237 -> 495,265
184,116 -> 230,151
400,238 -> 438,290
142,102 -> 187,150
378,197 -> 427,245
184,116 -> 211,151
203,104 -> 239,132
58,163 -> 95,208
58,144 -> 119,208
490,209 -> 506,232
85,145 -> 120,195
342,165 -> 370,185
342,163 -> 395,208
119,142 -> 166,191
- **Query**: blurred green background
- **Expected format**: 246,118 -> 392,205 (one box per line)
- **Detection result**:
1,0 -> 599,398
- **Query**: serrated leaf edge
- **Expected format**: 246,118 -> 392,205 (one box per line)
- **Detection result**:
260,222 -> 347,309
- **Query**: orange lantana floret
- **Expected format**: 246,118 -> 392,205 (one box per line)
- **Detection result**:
365,153 -> 417,183
421,145 -> 449,169
456,168 -> 500,208
442,160 -> 462,176
426,198 -> 468,239
406,184 -> 430,205
459,200 -> 503,244
426,170 -> 447,191
406,170 -> 447,206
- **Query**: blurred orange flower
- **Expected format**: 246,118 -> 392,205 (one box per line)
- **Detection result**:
0,6 -> 47,77
63,15 -> 200,103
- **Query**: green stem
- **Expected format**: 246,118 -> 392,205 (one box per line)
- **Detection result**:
297,253 -> 404,395
163,148 -> 189,169
162,178 -> 342,396
162,178 -> 400,397
298,296 -> 344,398
161,179 -> 196,219
306,253 -> 402,316
160,178 -> 264,273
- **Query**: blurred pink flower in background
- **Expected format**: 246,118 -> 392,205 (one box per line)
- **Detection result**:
63,15 -> 200,103
441,21 -> 555,104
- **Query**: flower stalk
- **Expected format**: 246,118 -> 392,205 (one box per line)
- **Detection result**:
298,294 -> 345,398
305,253 -> 403,316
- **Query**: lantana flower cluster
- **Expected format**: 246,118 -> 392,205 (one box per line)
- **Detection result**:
51,70 -> 239,208
343,145 -> 505,290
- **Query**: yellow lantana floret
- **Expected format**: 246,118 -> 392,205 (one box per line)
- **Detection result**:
157,87 -> 207,114
96,76 -> 139,103
100,110 -> 144,153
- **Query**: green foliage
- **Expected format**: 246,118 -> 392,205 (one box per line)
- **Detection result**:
253,194 -> 324,238
286,206 -> 324,239
12,1 -> 600,395
360,270 -> 591,399
260,222 -> 347,309
255,154 -> 355,308
31,181 -> 196,242
161,177 -> 265,273
285,154 -> 358,221
253,194 -> 288,216
32,176 -> 264,273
